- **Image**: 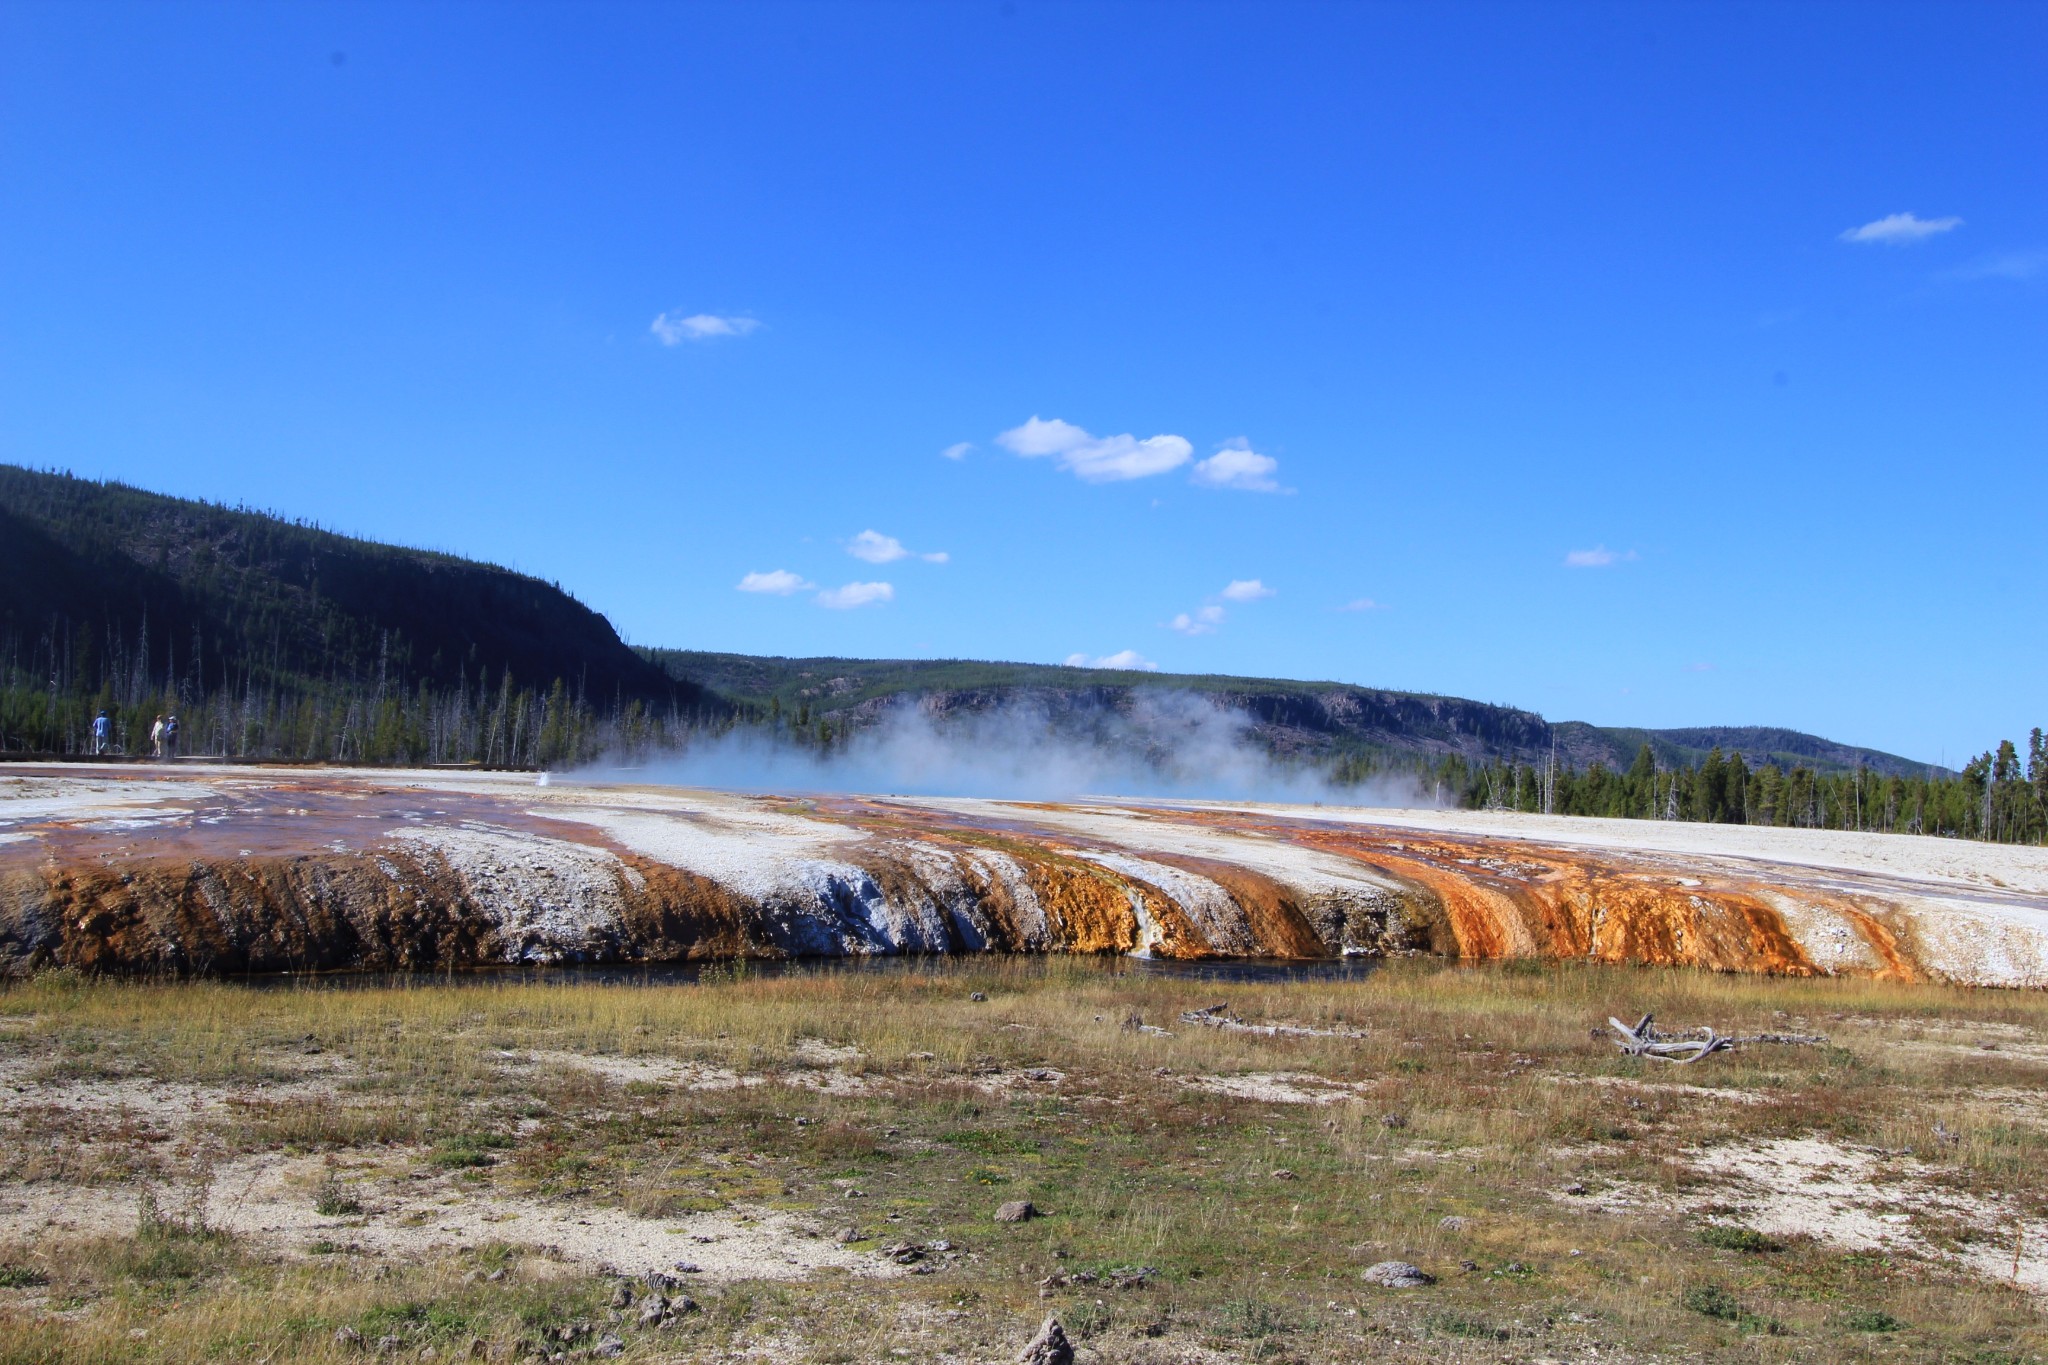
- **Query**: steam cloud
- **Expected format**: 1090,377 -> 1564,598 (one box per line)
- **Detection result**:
605,690 -> 1430,806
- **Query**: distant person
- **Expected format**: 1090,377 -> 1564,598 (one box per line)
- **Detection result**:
149,714 -> 165,759
163,714 -> 180,759
92,710 -> 111,755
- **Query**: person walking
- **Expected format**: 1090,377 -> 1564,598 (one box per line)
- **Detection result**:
163,714 -> 180,760
92,710 -> 112,755
149,714 -> 165,759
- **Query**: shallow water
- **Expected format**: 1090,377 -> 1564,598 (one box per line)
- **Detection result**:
233,953 -> 1385,991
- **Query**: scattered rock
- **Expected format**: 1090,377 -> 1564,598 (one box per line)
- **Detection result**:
672,1261 -> 704,1274
1018,1315 -> 1075,1365
880,1241 -> 925,1264
1438,1215 -> 1467,1231
334,1326 -> 364,1350
1271,1169 -> 1297,1181
637,1296 -> 669,1327
1459,1259 -> 1479,1271
591,1335 -> 624,1359
1381,1113 -> 1408,1130
1502,1260 -> 1529,1274
1563,1182 -> 1588,1197
995,1200 -> 1040,1223
609,1282 -> 634,1309
641,1272 -> 678,1292
1362,1260 -> 1435,1288
792,1116 -> 810,1127
1109,1265 -> 1157,1289
374,1335 -> 403,1356
971,992 -> 989,1002
929,1239 -> 955,1253
837,1225 -> 864,1244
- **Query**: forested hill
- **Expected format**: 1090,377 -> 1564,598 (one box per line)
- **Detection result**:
642,650 -> 1938,778
0,466 -> 718,760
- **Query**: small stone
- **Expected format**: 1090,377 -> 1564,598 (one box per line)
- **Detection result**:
420,1349 -> 437,1361
1459,1259 -> 1479,1271
1563,1182 -> 1588,1196
970,992 -> 989,1002
881,1241 -> 925,1264
638,1296 -> 669,1326
1271,1169 -> 1297,1181
673,1261 -> 704,1274
485,1268 -> 507,1282
792,1116 -> 810,1127
609,1282 -> 634,1309
375,1336 -> 403,1356
334,1326 -> 365,1350
837,1225 -> 863,1243
1380,1113 -> 1407,1129
994,1200 -> 1040,1223
1503,1260 -> 1528,1273
672,1296 -> 700,1315
641,1272 -> 677,1292
1438,1215 -> 1467,1231
1018,1315 -> 1075,1365
591,1335 -> 625,1359
1362,1260 -> 1434,1288
929,1239 -> 954,1253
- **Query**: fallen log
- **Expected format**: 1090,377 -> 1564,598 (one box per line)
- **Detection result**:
1608,1013 -> 1827,1064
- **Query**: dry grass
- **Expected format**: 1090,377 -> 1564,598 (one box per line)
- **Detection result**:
1,960 -> 2045,1362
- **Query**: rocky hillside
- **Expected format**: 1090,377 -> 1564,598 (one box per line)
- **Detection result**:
646,651 -> 1936,777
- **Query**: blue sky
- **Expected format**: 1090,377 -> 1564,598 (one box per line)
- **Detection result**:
1,1 -> 2042,766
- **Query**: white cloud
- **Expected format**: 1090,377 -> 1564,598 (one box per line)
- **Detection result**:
1563,546 -> 1639,569
736,569 -> 813,595
816,581 -> 894,610
996,416 -> 1192,483
1169,605 -> 1228,636
1839,212 -> 1963,245
1063,650 -> 1159,671
1684,662 -> 1716,673
1338,598 -> 1386,612
1220,578 -> 1275,602
940,442 -> 973,460
847,529 -> 949,565
651,312 -> 761,344
847,530 -> 911,564
1190,439 -> 1286,492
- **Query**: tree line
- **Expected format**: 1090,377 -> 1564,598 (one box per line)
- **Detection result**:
1418,735 -> 2048,845
0,618 -> 711,769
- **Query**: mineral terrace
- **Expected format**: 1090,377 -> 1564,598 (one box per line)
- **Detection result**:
4,763 -> 2046,985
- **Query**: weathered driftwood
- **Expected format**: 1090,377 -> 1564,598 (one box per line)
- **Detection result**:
1608,1013 -> 1827,1064
1180,1004 -> 1370,1040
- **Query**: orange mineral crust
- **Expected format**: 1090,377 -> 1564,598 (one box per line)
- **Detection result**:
1,766 -> 2042,984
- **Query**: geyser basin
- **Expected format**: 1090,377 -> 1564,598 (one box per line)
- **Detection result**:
2,764 -> 2044,985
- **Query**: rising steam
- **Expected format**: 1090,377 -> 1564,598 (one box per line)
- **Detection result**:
603,690 -> 1428,805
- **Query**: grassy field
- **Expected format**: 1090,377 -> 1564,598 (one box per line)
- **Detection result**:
1,961 -> 2044,1363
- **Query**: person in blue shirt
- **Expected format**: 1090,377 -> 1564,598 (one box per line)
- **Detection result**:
92,710 -> 111,755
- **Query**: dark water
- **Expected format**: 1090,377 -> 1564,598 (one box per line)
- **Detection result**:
233,953 -> 1385,991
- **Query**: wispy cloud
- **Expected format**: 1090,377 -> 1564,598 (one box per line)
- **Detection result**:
1684,662 -> 1716,673
1168,605 -> 1227,636
1563,546 -> 1639,569
940,442 -> 974,461
847,530 -> 949,565
1191,439 -> 1287,493
737,569 -> 814,595
1839,212 -> 1962,246
1063,649 -> 1158,671
1220,579 -> 1275,603
1338,598 -> 1387,612
816,581 -> 894,610
1943,250 -> 2047,282
996,416 -> 1193,483
651,312 -> 761,344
